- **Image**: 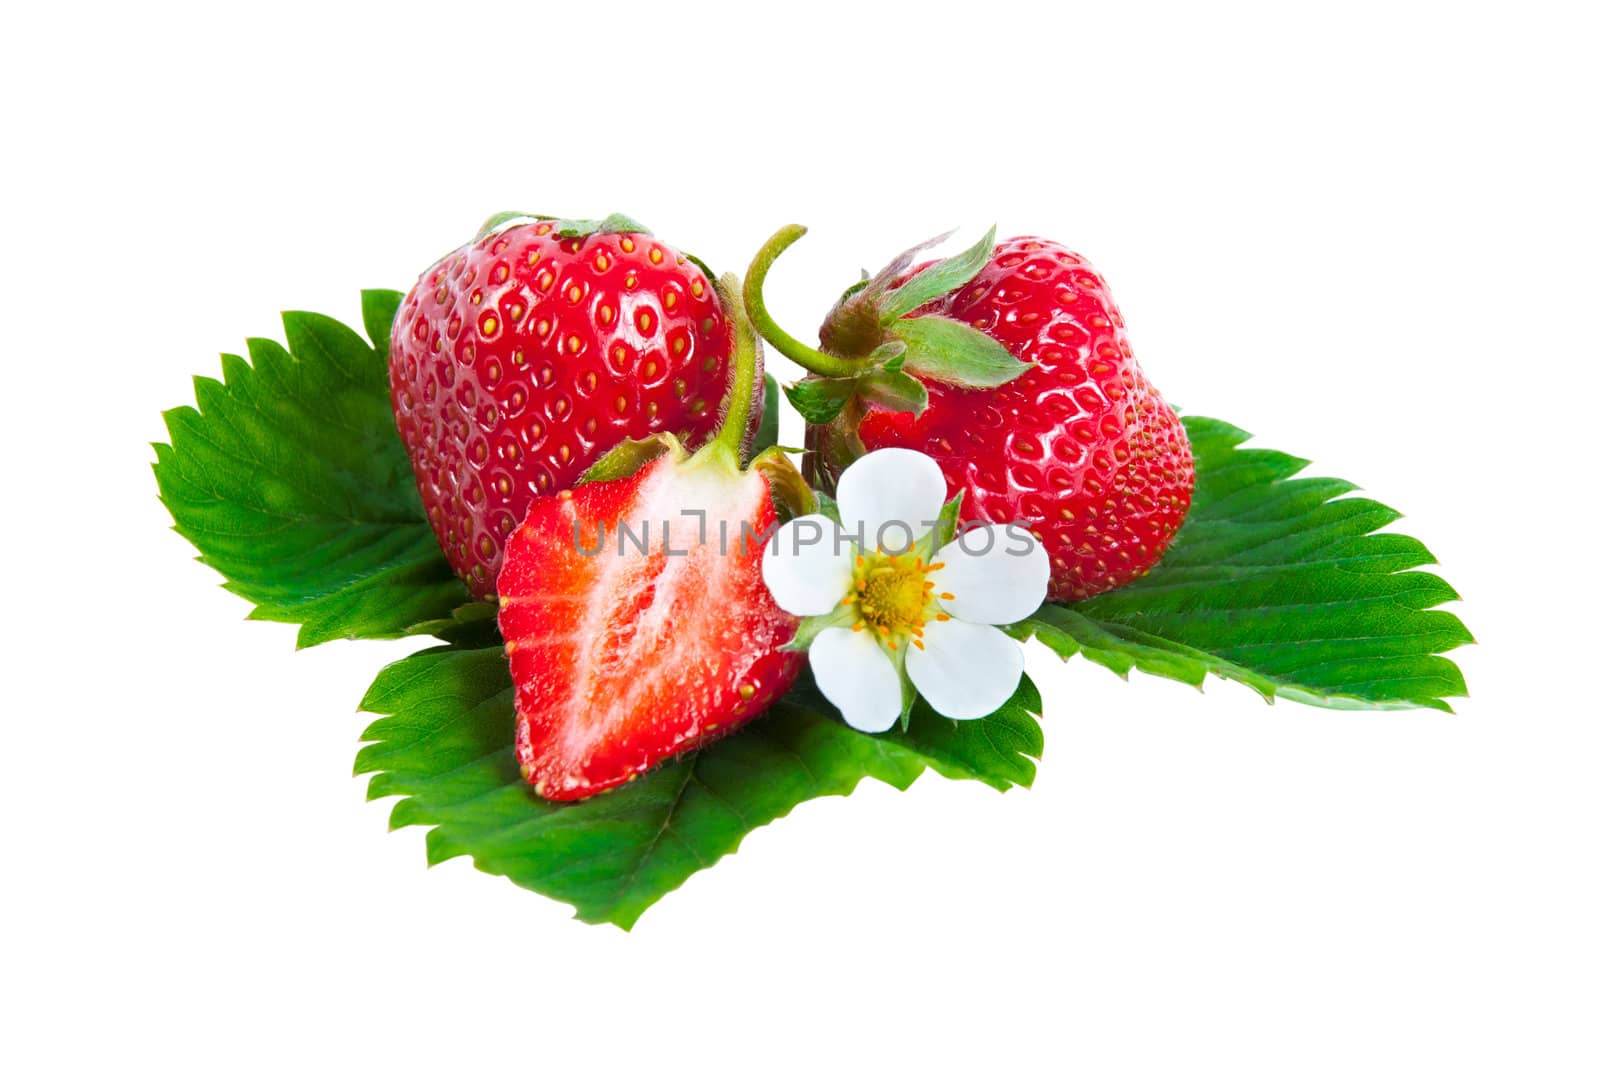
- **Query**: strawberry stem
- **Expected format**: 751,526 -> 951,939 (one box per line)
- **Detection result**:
710,273 -> 761,461
744,225 -> 875,379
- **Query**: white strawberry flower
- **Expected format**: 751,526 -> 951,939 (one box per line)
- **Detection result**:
761,448 -> 1049,732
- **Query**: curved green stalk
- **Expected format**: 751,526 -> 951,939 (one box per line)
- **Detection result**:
743,225 -> 874,379
694,273 -> 761,468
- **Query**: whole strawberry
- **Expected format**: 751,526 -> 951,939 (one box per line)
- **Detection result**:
390,213 -> 762,598
746,227 -> 1193,601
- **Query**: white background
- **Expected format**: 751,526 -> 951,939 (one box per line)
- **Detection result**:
3,2 -> 1595,1063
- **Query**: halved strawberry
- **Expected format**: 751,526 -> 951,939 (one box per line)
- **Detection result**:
496,275 -> 802,801
499,445 -> 801,799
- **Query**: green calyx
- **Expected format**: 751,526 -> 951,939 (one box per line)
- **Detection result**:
742,224 -> 1032,430
476,211 -> 718,286
578,433 -> 684,484
474,210 -> 652,242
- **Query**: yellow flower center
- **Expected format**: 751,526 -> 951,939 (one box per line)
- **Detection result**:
844,552 -> 954,652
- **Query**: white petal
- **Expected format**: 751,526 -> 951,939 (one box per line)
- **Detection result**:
809,627 -> 904,733
835,448 -> 949,554
761,517 -> 854,616
906,618 -> 1024,720
932,523 -> 1050,625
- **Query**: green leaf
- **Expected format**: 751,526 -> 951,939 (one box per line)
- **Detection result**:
1014,416 -> 1472,711
784,376 -> 858,424
892,314 -> 1031,388
859,367 -> 929,415
752,372 -> 781,455
361,289 -> 402,357
357,646 -> 1042,928
887,674 -> 1045,790
153,294 -> 471,647
878,225 -> 997,322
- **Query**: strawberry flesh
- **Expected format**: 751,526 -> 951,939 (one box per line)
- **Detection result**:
498,454 -> 800,801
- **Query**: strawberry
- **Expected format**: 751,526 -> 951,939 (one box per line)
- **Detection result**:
389,213 -> 763,598
497,275 -> 802,801
499,443 -> 802,800
744,227 -> 1194,601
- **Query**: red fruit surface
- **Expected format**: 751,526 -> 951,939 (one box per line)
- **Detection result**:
498,453 -> 801,801
856,237 -> 1194,600
389,220 -> 759,598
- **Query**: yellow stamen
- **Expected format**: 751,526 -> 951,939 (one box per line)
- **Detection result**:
843,546 -> 947,653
